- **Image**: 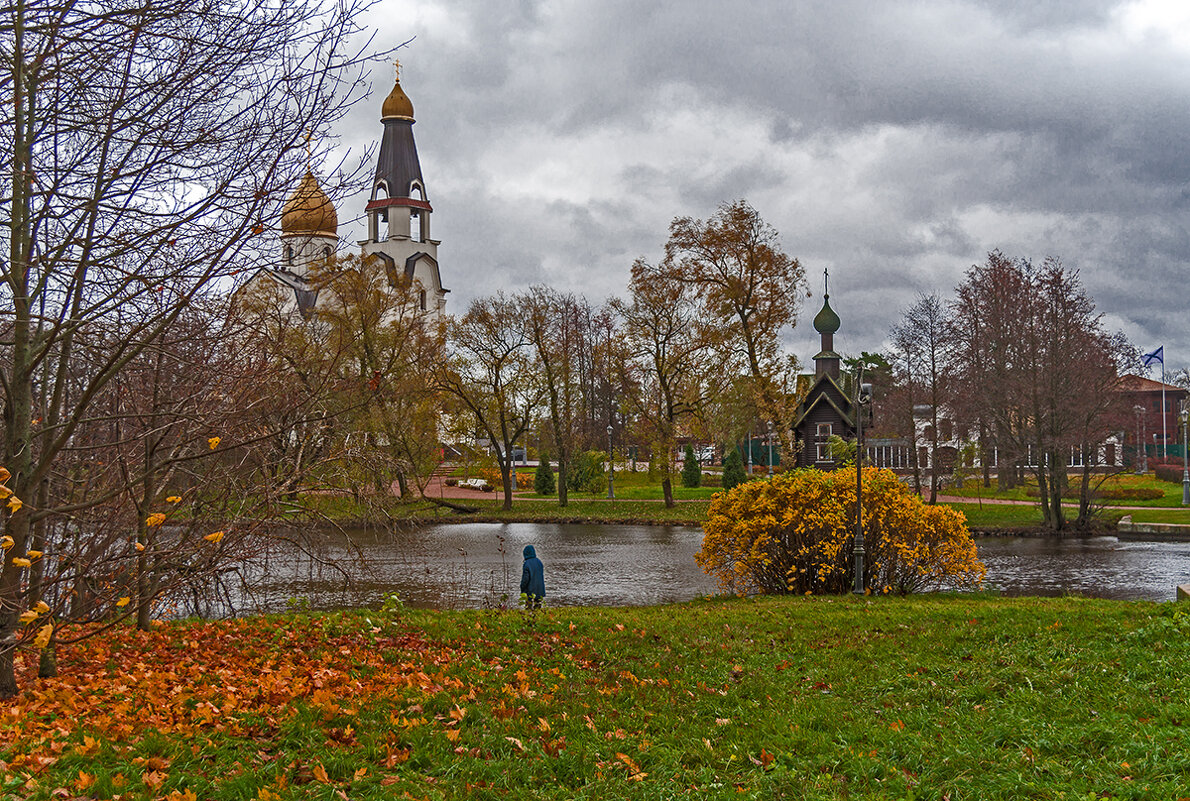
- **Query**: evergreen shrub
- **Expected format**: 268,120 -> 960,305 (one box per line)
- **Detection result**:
681,445 -> 701,488
722,449 -> 746,491
534,453 -> 556,495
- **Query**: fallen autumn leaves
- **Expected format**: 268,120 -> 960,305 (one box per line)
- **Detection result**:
1,596 -> 1188,800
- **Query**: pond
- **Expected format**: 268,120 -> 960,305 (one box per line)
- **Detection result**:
222,524 -> 1190,615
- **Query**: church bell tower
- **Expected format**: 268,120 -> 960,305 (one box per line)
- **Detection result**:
360,63 -> 448,317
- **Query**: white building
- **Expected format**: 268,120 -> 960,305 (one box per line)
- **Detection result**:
238,65 -> 448,319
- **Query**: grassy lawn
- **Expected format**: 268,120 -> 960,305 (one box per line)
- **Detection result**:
448,498 -> 711,525
5,595 -> 1189,800
519,468 -> 725,502
944,502 -> 1045,528
945,502 -> 1127,530
1122,508 -> 1190,525
945,472 -> 1187,508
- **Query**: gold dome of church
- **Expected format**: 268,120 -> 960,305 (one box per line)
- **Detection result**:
381,71 -> 414,121
280,170 -> 337,237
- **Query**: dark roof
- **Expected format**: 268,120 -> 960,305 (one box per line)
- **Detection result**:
792,373 -> 855,430
374,119 -> 425,201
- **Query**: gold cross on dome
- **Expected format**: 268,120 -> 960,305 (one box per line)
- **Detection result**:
394,58 -> 401,79
823,267 -> 830,298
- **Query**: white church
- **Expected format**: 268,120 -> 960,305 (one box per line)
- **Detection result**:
239,65 -> 449,319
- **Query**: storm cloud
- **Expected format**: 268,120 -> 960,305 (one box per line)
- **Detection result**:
325,0 -> 1190,368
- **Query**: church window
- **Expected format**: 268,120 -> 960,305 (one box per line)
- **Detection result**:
286,246 -> 294,266
419,289 -> 427,311
410,210 -> 421,242
323,246 -> 332,260
940,419 -> 953,440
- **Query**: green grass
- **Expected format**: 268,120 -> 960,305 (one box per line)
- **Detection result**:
440,498 -> 711,525
944,502 -> 1126,530
943,502 -> 1046,528
1122,508 -> 1190,525
11,596 -> 1190,800
945,472 -> 1187,507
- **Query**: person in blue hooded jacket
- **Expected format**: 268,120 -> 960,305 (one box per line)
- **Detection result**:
520,545 -> 545,609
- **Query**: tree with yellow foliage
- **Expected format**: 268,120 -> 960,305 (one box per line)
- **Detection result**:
696,467 -> 985,595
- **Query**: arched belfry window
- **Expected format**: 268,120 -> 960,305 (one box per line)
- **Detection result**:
374,182 -> 389,201
286,245 -> 294,267
323,246 -> 332,260
419,290 -> 427,311
409,185 -> 424,242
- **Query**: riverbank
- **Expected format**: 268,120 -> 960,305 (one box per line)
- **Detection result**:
3,595 -> 1186,799
305,494 -> 1136,535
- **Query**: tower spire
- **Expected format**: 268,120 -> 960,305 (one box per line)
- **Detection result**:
812,268 -> 841,380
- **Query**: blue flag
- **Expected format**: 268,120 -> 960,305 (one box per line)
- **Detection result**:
1143,346 -> 1164,368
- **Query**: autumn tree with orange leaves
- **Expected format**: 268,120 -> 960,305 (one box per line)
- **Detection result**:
660,200 -> 807,460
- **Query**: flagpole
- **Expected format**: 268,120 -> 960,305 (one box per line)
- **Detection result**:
1163,360 -> 1168,459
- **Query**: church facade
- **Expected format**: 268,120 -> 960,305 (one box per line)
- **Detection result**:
791,289 -> 859,469
238,66 -> 448,319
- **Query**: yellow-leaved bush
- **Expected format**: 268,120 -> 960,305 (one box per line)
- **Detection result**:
696,467 -> 986,595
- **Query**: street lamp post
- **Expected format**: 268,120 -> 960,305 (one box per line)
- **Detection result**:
1181,403 -> 1189,506
607,424 -> 615,500
766,421 -> 773,477
854,379 -> 873,596
1133,405 -> 1145,474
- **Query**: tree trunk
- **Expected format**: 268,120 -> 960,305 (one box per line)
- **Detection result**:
557,456 -> 569,508
1048,449 -> 1066,534
1076,448 -> 1094,529
661,476 -> 674,508
980,421 -> 991,488
499,455 -> 514,512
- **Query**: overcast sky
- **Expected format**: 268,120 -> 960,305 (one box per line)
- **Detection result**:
321,0 -> 1190,372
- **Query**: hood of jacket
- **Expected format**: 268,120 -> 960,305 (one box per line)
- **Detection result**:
523,545 -> 536,559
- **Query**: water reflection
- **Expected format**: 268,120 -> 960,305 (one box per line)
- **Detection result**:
976,535 -> 1190,601
225,525 -> 1190,615
234,522 -> 717,614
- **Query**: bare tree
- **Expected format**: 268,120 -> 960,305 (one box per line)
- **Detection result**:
524,287 -> 587,507
890,294 -> 949,503
0,0 -> 383,695
438,294 -> 543,511
950,253 -> 1125,532
614,260 -> 712,507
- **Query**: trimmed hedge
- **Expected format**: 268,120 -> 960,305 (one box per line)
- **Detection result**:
1155,464 -> 1184,484
1026,486 -> 1164,501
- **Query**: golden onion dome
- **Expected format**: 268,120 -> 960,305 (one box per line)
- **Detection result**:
280,170 -> 337,237
381,74 -> 415,121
